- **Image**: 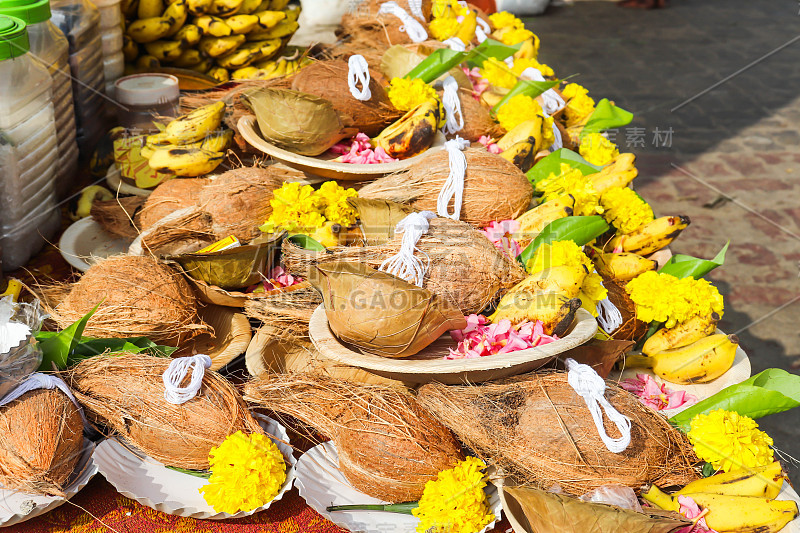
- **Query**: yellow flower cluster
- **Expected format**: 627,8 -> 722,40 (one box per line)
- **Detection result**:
200,431 -> 287,514
562,82 -> 596,128
625,271 -> 725,328
412,456 -> 494,533
480,58 -> 518,89
513,57 -> 554,78
526,241 -> 607,302
500,27 -> 534,46
600,187 -> 654,234
579,133 -> 619,166
536,163 -> 602,217
262,181 -> 357,235
542,115 -> 555,149
489,11 -> 523,30
387,77 -> 439,112
496,94 -> 544,132
688,410 -> 774,473
429,16 -> 459,41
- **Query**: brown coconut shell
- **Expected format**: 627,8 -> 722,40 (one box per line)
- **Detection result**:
366,0 -> 432,20
0,389 -> 84,497
139,178 -> 209,231
338,14 -> 425,48
244,373 -> 464,502
52,255 -> 210,346
291,60 -> 402,137
67,353 -> 263,470
417,372 -> 701,496
358,147 -> 534,227
90,195 -> 146,239
604,277 -> 648,341
282,217 -> 527,315
457,87 -> 505,142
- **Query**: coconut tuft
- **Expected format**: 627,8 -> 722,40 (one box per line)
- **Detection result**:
139,178 -> 210,231
90,195 -> 145,239
45,255 -> 210,346
0,389 -> 84,497
358,147 -> 533,228
243,281 -> 322,336
457,87 -> 505,142
282,217 -> 527,315
337,14 -> 422,49
244,373 -> 463,502
66,353 -> 262,470
291,60 -> 402,137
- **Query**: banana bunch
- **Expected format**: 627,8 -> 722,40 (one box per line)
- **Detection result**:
643,462 -> 797,532
229,54 -> 308,80
605,215 -> 691,256
497,118 -> 545,172
140,101 -> 231,177
626,332 -> 738,384
373,99 -> 440,160
122,0 -> 301,82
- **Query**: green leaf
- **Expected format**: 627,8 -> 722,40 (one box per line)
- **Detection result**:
287,233 -> 325,251
669,368 -> 800,432
702,462 -> 716,477
525,148 -> 601,186
404,48 -> 467,83
659,242 -> 729,279
69,337 -> 176,361
165,466 -> 211,479
579,98 -> 634,139
327,502 -> 418,514
36,303 -> 100,371
464,38 -> 520,68
493,78 -> 561,114
517,216 -> 610,268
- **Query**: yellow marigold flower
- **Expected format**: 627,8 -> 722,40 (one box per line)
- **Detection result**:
688,410 -> 774,473
542,115 -> 555,149
512,57 -> 554,78
262,181 -> 357,235
579,133 -> 619,166
429,16 -> 460,41
480,58 -> 518,90
489,11 -> 523,30
200,431 -> 286,514
496,94 -> 544,132
316,181 -> 358,226
536,163 -> 602,217
387,77 -> 439,112
600,187 -> 654,234
412,456 -> 494,533
561,83 -> 596,128
625,271 -> 724,328
527,240 -> 592,276
500,27 -> 534,46
581,271 -> 608,302
561,82 -> 589,100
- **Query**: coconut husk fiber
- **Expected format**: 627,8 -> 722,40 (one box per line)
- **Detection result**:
42,255 -> 210,346
358,147 -> 534,227
291,60 -> 402,137
416,372 -> 700,496
365,0 -> 432,21
244,373 -> 464,502
139,178 -> 210,231
282,217 -> 527,315
244,282 -> 322,335
604,277 -> 648,341
67,353 -> 262,470
90,195 -> 145,239
0,389 -> 84,497
337,14 -> 424,48
458,87 -> 505,142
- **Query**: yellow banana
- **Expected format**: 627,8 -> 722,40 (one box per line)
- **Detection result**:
138,0 -> 163,20
284,58 -> 300,75
514,37 -> 536,60
0,279 -> 23,302
626,333 -> 738,384
590,153 -> 638,193
207,65 -> 230,82
215,47 -> 256,68
454,11 -> 477,45
175,23 -> 201,45
498,118 -> 544,172
122,35 -> 139,62
164,101 -> 226,144
515,194 -> 575,241
199,34 -> 245,57
606,215 -> 691,256
187,0 -> 212,14
186,58 -> 212,72
136,54 -> 161,69
238,38 -> 280,62
127,16 -> 173,43
236,0 -> 262,14
593,252 -> 657,281
200,129 -> 233,151
268,0 -> 289,9
642,313 -> 720,356
148,146 -> 225,176
253,9 -> 285,29
208,0 -> 243,16
490,291 -> 582,337
163,0 -> 188,35
282,4 -> 299,21
144,39 -> 184,61
172,47 -> 203,66
261,57 -> 285,77
195,15 -> 232,36
246,18 -> 296,40
140,132 -> 171,159
122,0 -> 139,18
225,13 -> 259,33
373,99 -> 439,160
231,66 -> 259,79
73,185 -> 114,220
677,462 -> 784,500
510,265 -> 588,299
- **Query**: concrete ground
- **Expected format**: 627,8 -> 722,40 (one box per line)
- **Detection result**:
529,0 -> 800,482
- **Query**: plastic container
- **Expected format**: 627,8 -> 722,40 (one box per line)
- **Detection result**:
0,0 -> 79,199
115,73 -> 180,132
0,15 -> 60,271
91,0 -> 123,98
50,0 -> 107,153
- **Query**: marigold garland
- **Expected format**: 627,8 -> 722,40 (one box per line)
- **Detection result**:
536,163 -> 602,217
489,11 -> 523,30
688,410 -> 774,473
261,181 -> 357,235
625,271 -> 725,328
600,186 -> 655,234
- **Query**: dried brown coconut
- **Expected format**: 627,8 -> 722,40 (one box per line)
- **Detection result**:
337,14 -> 425,49
291,59 -> 402,137
67,353 -> 262,470
139,178 -> 209,231
457,87 -> 505,142
244,373 -> 464,502
0,389 -> 84,497
358,147 -> 534,227
90,195 -> 145,239
282,217 -> 527,315
416,372 -> 700,496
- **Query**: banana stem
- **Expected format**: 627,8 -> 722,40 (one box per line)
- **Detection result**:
635,321 -> 663,351
641,484 -> 679,512
326,502 -> 418,514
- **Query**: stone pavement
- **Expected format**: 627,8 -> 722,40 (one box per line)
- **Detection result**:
529,0 -> 800,481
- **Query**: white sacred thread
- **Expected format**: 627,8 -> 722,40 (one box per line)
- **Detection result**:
441,76 -> 464,135
347,54 -> 372,101
378,1 -> 428,42
443,36 -> 466,51
379,211 -> 436,287
436,136 -> 470,220
407,0 -> 424,20
520,66 -> 565,115
0,373 -> 87,426
162,354 -> 212,405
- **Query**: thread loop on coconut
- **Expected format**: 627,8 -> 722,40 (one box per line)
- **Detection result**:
379,211 -> 436,287
596,285 -> 623,333
442,76 -> 465,136
566,358 -> 631,454
347,54 -> 372,101
476,17 -> 490,43
0,373 -> 87,425
163,354 -> 212,405
520,67 -> 565,116
378,1 -> 428,42
407,0 -> 424,20
443,37 -> 466,51
437,136 -> 470,220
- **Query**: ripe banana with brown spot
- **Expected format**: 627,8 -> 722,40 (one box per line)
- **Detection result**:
175,23 -> 201,45
187,0 -> 212,15
163,0 -> 187,35
606,215 -> 690,256
253,9 -> 284,29
207,66 -> 230,82
195,15 -> 232,36
172,47 -> 203,66
208,0 -> 243,16
164,101 -> 226,144
677,461 -> 784,499
627,333 -> 737,384
642,313 -> 720,356
148,146 -> 225,176
122,35 -> 139,61
144,39 -> 184,61
236,0 -> 262,14
590,152 -> 638,193
372,99 -> 439,160
246,18 -> 296,40
199,34 -> 245,57
593,251 -> 657,281
225,13 -> 259,33
499,118 -> 544,172
490,290 -> 582,337
127,16 -> 173,43
515,194 -> 575,240
136,54 -> 161,69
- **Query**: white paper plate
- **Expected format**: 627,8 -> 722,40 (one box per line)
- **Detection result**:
295,441 -> 503,533
58,217 -> 133,272
93,415 -> 296,520
0,439 -> 98,527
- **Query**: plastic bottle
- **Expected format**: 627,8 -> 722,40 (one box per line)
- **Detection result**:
50,0 -> 107,153
91,0 -> 123,98
0,0 -> 79,199
0,15 -> 61,271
